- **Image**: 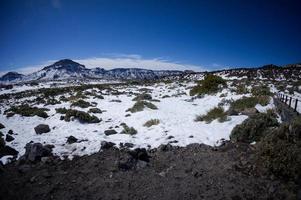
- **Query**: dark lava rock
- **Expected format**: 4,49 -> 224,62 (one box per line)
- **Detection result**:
0,131 -> 3,137
66,136 -> 78,144
0,137 -> 5,148
8,130 -> 13,135
5,134 -> 14,142
0,123 -> 5,129
60,116 -> 65,121
104,129 -> 117,136
19,143 -> 53,162
0,145 -> 18,157
158,144 -> 173,152
128,148 -> 150,162
100,141 -> 116,149
34,124 -> 50,134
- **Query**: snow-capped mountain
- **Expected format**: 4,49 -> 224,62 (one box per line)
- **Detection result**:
0,72 -> 25,82
2,59 -> 183,83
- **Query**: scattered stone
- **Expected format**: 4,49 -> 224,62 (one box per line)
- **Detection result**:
100,141 -> 116,149
60,116 -> 65,120
167,135 -> 174,140
34,124 -> 50,134
0,123 -> 5,129
128,148 -> 150,162
19,143 -> 53,162
8,130 -> 13,135
5,134 -> 14,142
104,129 -> 117,136
66,136 -> 78,144
0,145 -> 18,157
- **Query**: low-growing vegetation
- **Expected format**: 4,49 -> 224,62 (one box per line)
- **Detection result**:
132,93 -> 152,101
71,99 -> 91,108
88,108 -> 102,113
143,119 -> 160,127
257,117 -> 301,181
195,106 -> 228,123
5,104 -> 49,118
57,108 -> 100,123
127,100 -> 158,113
228,96 -> 270,114
120,123 -> 137,135
251,85 -> 272,96
190,74 -> 226,96
230,112 -> 279,143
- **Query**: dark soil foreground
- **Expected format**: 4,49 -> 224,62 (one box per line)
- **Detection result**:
0,142 -> 299,200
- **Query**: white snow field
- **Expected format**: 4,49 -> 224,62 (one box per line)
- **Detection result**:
0,81 -> 274,160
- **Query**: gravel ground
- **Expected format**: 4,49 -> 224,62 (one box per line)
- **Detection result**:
0,142 -> 298,200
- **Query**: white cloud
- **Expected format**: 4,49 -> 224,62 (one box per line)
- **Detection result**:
74,55 -> 203,71
0,55 -> 204,76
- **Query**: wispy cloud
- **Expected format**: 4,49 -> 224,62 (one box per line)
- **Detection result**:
0,54 -> 204,76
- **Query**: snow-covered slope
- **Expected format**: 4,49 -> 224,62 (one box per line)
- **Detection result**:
1,59 -> 183,83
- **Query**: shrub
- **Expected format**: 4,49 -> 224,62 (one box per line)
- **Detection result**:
229,96 -> 270,114
190,74 -> 226,96
5,104 -> 49,118
144,119 -> 160,127
236,84 -> 248,94
120,124 -> 137,135
55,107 -> 68,114
230,113 -> 279,143
257,118 -> 301,181
195,107 -> 228,123
127,101 -> 158,113
45,98 -> 61,105
251,85 -> 272,96
132,93 -> 152,101
88,108 -> 102,113
71,99 -> 91,108
64,109 -> 101,123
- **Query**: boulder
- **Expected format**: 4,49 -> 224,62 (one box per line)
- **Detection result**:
20,143 -> 53,162
34,124 -> 50,134
5,134 -> 14,142
104,129 -> 117,136
0,145 -> 18,157
66,136 -> 78,144
8,130 -> 13,135
0,123 -> 5,129
100,141 -> 116,149
128,148 -> 150,162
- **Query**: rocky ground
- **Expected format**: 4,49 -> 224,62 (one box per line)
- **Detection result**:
0,142 -> 298,200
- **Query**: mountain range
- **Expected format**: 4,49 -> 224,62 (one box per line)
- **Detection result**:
0,59 -> 300,83
0,59 -> 183,83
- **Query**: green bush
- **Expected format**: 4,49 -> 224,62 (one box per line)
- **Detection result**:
55,107 -> 68,114
257,118 -> 301,181
127,101 -> 158,113
229,96 -> 270,114
45,98 -> 61,105
71,99 -> 91,108
230,113 -> 279,143
64,109 -> 101,123
195,107 -> 228,123
190,74 -> 226,96
144,119 -> 160,127
236,84 -> 248,94
88,108 -> 102,113
132,93 -> 152,101
120,124 -> 137,135
5,104 -> 49,118
251,85 -> 272,96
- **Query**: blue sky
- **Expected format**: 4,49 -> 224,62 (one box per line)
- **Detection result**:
0,0 -> 300,74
